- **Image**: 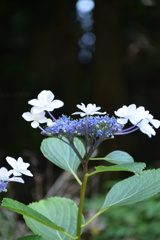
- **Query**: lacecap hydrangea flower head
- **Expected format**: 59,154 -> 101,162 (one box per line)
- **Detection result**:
22,91 -> 160,156
0,157 -> 33,193
44,102 -> 123,144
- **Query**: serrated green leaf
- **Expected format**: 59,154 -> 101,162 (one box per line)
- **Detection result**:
101,150 -> 134,164
17,235 -> 46,240
87,162 -> 146,177
40,137 -> 85,183
101,169 -> 160,209
0,198 -> 64,232
24,197 -> 84,240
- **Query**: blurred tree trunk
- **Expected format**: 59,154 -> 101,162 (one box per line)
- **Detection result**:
29,1 -> 80,109
94,1 -> 125,112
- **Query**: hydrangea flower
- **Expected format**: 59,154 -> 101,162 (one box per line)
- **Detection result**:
28,90 -> 64,114
22,107 -> 48,128
44,115 -> 123,142
137,119 -> 156,137
72,103 -> 106,117
0,167 -> 24,193
114,104 -> 138,124
23,91 -> 160,139
6,157 -> 33,177
115,104 -> 160,137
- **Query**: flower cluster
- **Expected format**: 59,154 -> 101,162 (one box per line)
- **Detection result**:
44,115 -> 123,141
72,103 -> 106,117
22,90 -> 64,128
22,90 -> 160,139
0,157 -> 33,193
115,104 -> 160,137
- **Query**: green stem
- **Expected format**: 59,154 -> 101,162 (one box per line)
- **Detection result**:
59,230 -> 78,239
72,172 -> 82,186
89,157 -> 105,160
76,162 -> 88,240
81,208 -> 109,228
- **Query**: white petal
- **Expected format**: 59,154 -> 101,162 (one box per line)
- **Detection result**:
47,119 -> 55,127
73,103 -> 105,116
138,120 -> 156,137
151,119 -> 160,128
72,111 -> 84,115
115,104 -> 137,118
80,113 -> 86,117
10,177 -> 24,183
6,156 -> 17,169
49,100 -> 64,109
130,110 -> 149,125
126,104 -> 137,114
87,104 -> 99,113
46,91 -> 55,103
12,168 -> 33,177
117,118 -> 128,124
76,103 -> 85,111
21,169 -> 33,177
0,167 -> 11,181
0,167 -> 24,183
17,157 -> 30,169
28,99 -> 43,107
28,91 -> 63,113
38,116 -> 48,124
12,169 -> 22,176
91,111 -> 106,115
114,106 -> 128,117
23,108 -> 47,125
31,121 -> 39,128
22,112 -> 34,121
31,106 -> 44,114
38,90 -> 54,105
8,157 -> 33,177
33,111 -> 47,123
136,106 -> 146,112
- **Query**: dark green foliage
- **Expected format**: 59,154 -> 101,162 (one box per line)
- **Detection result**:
0,209 -> 17,240
85,193 -> 160,240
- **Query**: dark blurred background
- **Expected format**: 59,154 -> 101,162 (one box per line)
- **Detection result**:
0,0 -> 160,210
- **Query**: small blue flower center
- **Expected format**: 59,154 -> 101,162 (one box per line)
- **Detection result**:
0,181 -> 8,193
43,115 -> 123,142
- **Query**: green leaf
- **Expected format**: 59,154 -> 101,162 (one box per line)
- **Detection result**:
0,198 -> 64,232
24,197 -> 84,240
17,235 -> 46,240
101,169 -> 160,209
98,150 -> 134,164
40,137 -> 85,183
87,162 -> 146,177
